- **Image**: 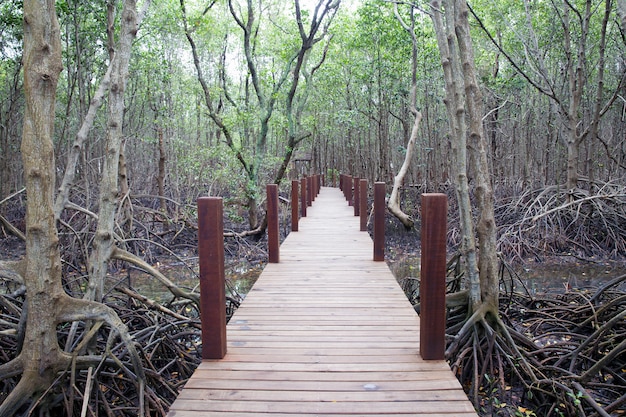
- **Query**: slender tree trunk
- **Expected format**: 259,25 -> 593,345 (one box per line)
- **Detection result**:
454,0 -> 499,310
431,0 -> 482,311
117,140 -> 133,230
388,111 -> 421,228
86,0 -> 138,302
157,126 -> 169,230
388,5 -> 422,229
54,65 -> 112,220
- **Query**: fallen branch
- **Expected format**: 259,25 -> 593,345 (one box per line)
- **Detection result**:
116,286 -> 200,325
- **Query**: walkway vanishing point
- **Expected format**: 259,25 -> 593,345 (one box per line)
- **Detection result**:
167,186 -> 478,417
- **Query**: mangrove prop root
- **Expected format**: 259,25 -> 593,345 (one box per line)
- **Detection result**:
443,267 -> 625,416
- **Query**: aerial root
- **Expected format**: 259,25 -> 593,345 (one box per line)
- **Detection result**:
445,268 -> 625,415
496,181 -> 626,261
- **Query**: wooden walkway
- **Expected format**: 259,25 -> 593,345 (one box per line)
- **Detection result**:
167,187 -> 478,416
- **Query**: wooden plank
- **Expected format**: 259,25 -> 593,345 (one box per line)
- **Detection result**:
175,388 -> 471,402
169,399 -> 476,414
181,378 -> 464,391
169,412 -> 478,417
188,370 -> 463,382
195,361 -> 453,372
167,187 -> 477,417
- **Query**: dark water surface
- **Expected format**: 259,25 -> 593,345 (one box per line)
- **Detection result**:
388,255 -> 626,296
116,258 -> 262,302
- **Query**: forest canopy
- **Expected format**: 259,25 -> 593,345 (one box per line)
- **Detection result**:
1,0 -> 625,230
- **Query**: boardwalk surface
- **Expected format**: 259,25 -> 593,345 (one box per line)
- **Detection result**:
168,187 -> 478,416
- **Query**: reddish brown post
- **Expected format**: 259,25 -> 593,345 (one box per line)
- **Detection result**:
373,182 -> 385,261
197,197 -> 227,359
353,177 -> 360,216
300,177 -> 307,217
339,174 -> 344,191
420,193 -> 448,360
311,175 -> 317,202
307,176 -> 313,206
291,180 -> 299,232
347,175 -> 353,206
360,179 -> 368,231
266,184 -> 280,264
267,184 -> 279,263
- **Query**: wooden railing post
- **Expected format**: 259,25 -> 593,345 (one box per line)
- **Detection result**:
291,180 -> 299,232
197,197 -> 227,359
300,177 -> 307,217
373,182 -> 385,261
420,193 -> 448,360
360,179 -> 368,232
353,177 -> 360,216
307,176 -> 313,206
347,175 -> 353,206
267,184 -> 279,263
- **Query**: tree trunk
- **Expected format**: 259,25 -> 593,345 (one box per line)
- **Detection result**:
454,0 -> 499,310
388,111 -> 421,229
10,2 -> 68,411
388,5 -> 422,229
157,126 -> 169,230
430,0 -> 482,311
0,61 -> 22,203
86,0 -> 138,302
566,132 -> 580,191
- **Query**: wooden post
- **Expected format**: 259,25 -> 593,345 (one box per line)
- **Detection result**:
353,177 -> 360,216
420,193 -> 448,360
347,175 -> 353,206
360,179 -> 368,232
291,180 -> 299,232
311,175 -> 317,202
267,184 -> 279,263
197,197 -> 227,359
307,176 -> 313,206
373,182 -> 385,261
300,177 -> 307,217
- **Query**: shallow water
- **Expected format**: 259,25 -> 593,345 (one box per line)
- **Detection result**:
114,258 -> 262,302
388,254 -> 626,296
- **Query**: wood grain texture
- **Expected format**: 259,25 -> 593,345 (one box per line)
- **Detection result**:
168,187 -> 477,416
